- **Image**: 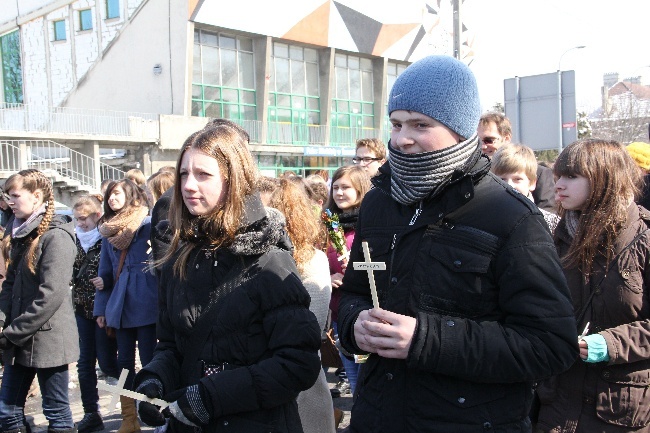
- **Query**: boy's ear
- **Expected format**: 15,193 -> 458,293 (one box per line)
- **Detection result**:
529,179 -> 537,193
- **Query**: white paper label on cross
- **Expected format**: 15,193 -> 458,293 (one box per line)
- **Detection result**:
353,241 -> 386,309
97,368 -> 170,412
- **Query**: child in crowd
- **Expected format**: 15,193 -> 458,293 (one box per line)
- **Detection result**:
0,169 -> 79,433
71,194 -> 119,433
491,144 -> 560,232
325,165 -> 371,397
535,139 -> 650,433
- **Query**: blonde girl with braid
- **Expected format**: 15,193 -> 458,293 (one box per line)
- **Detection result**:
0,169 -> 79,433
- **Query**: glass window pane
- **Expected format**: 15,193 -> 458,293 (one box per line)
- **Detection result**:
274,58 -> 290,93
0,30 -> 23,103
336,100 -> 348,112
80,10 -> 92,31
204,102 -> 221,118
350,101 -> 361,114
306,62 -> 319,96
241,90 -> 255,105
54,21 -> 66,41
360,57 -> 372,71
260,155 -> 275,166
387,62 -> 396,75
387,75 -> 397,95
191,101 -> 202,116
335,54 -> 346,67
242,105 -> 256,121
201,31 -> 218,47
362,70 -> 373,102
289,46 -> 303,60
239,52 -> 254,89
291,60 -> 305,94
219,34 -> 236,49
335,68 -> 348,99
348,56 -> 359,70
221,50 -> 237,87
194,30 -> 200,43
291,96 -> 305,109
363,116 -> 374,128
223,104 -> 240,119
106,0 -> 119,19
307,97 -> 319,111
204,86 -> 220,100
304,48 -> 318,63
308,112 -> 320,124
267,93 -> 276,106
397,64 -> 407,74
222,88 -> 238,103
192,44 -> 202,83
337,113 -> 350,127
362,103 -> 373,115
274,42 -> 288,58
277,94 -> 291,107
202,46 -> 220,85
278,109 -> 291,122
191,85 -> 202,99
349,69 -> 361,100
238,37 -> 253,52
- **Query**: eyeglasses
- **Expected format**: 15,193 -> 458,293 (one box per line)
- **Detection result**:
352,157 -> 382,164
481,137 -> 501,145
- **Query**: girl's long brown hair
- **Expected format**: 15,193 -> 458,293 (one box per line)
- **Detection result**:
162,123 -> 258,278
326,165 -> 371,214
4,169 -> 55,274
268,178 -> 320,274
554,139 -> 642,276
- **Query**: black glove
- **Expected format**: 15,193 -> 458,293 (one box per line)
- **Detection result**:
165,384 -> 211,427
136,377 -> 166,427
0,333 -> 13,350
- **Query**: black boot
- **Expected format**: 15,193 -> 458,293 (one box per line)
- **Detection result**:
76,412 -> 104,433
2,427 -> 27,433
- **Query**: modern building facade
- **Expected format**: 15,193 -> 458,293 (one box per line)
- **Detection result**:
1,0 -> 475,179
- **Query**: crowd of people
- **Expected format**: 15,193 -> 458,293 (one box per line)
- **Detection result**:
0,54 -> 648,433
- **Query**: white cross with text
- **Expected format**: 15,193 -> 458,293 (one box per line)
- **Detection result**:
353,241 -> 386,309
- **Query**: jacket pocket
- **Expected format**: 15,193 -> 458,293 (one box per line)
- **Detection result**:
596,368 -> 650,427
417,242 -> 492,317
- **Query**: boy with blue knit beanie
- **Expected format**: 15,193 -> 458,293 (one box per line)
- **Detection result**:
337,55 -> 578,433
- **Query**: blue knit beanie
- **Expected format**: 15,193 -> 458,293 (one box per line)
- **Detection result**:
388,55 -> 481,140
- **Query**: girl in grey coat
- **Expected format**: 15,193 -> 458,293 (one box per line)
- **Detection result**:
0,169 -> 79,433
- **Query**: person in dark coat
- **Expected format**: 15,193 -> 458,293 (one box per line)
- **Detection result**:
0,169 -> 79,433
337,56 -> 579,433
134,123 -> 321,433
536,139 -> 650,433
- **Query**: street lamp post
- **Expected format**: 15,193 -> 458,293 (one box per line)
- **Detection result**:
557,45 -> 586,153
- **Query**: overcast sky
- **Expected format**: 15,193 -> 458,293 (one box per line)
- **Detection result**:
462,0 -> 650,113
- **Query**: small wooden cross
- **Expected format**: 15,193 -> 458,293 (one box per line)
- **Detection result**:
353,241 -> 386,309
97,368 -> 170,412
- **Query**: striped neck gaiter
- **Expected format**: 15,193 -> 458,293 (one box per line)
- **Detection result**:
389,134 -> 479,206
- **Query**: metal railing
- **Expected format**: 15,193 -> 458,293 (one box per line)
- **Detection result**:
329,126 -> 384,146
0,140 -> 125,191
0,103 -> 159,139
267,122 -> 328,145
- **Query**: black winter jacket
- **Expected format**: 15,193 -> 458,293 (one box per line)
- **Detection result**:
338,152 -> 579,433
135,195 -> 322,433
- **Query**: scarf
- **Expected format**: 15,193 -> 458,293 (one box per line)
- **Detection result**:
389,134 -> 479,205
565,210 -> 580,238
338,208 -> 359,231
12,204 -> 47,238
99,205 -> 148,250
76,227 -> 102,253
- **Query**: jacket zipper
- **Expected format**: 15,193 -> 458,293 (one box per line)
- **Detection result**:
409,202 -> 423,226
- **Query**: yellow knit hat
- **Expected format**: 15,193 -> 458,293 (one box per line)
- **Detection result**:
626,142 -> 650,170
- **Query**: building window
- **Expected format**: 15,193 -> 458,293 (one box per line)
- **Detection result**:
267,42 -> 320,144
330,54 -> 374,145
79,9 -> 93,31
384,61 -> 408,141
106,0 -> 119,19
53,20 -> 66,41
191,29 -> 256,122
0,30 -> 23,103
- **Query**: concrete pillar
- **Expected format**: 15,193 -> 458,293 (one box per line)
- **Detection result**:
19,141 -> 29,170
373,57 -> 388,137
319,47 -> 336,145
255,36 -> 272,144
80,140 -> 101,190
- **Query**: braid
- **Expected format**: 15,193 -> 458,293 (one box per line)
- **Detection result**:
12,170 -> 56,274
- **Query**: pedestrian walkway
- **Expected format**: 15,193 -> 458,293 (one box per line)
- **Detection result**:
24,366 -> 352,432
